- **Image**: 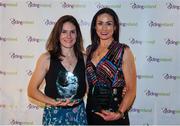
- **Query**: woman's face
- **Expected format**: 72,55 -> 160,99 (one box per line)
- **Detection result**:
95,13 -> 116,41
60,22 -> 77,49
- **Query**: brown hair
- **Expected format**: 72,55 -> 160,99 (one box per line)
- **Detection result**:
46,15 -> 84,59
89,8 -> 120,59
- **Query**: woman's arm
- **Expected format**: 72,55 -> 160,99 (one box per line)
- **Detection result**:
118,47 -> 136,113
27,52 -> 57,106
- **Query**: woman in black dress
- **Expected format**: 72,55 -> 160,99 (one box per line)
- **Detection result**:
86,7 -> 137,125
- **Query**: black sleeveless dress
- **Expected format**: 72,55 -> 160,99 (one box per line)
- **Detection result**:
42,53 -> 87,125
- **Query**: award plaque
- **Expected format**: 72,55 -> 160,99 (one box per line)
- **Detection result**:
56,71 -> 78,99
91,83 -> 123,112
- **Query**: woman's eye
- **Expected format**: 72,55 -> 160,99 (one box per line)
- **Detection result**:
107,22 -> 113,26
61,30 -> 67,33
97,22 -> 102,25
71,30 -> 76,34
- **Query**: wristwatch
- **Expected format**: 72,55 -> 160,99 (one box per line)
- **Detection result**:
116,110 -> 125,119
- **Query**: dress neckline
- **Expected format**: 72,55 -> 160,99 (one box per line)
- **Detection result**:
90,41 -> 116,67
90,53 -> 107,68
59,58 -> 79,74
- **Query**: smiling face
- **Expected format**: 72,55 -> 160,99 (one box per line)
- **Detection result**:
60,21 -> 77,49
95,13 -> 116,42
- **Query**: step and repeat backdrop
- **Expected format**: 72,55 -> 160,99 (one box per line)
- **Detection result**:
0,0 -> 180,125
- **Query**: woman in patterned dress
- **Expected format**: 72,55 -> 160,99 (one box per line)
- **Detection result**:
86,7 -> 137,125
28,15 -> 87,125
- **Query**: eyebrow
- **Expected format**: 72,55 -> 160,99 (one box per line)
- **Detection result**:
62,29 -> 76,31
96,20 -> 114,23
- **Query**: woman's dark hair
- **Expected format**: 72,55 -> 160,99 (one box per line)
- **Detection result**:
46,15 -> 84,60
89,7 -> 120,59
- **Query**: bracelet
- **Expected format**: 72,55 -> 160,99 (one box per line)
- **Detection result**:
116,110 -> 125,119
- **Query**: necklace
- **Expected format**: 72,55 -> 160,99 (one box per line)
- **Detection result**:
61,56 -> 77,72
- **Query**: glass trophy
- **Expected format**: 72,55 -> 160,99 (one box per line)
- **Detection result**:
56,71 -> 79,102
91,83 -> 123,112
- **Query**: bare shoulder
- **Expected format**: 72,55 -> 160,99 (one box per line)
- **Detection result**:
82,52 -> 87,64
36,52 -> 50,71
85,45 -> 92,56
123,47 -> 135,62
39,52 -> 50,61
82,52 -> 87,58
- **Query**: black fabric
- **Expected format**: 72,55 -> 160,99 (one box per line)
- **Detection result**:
90,84 -> 123,112
44,53 -> 86,99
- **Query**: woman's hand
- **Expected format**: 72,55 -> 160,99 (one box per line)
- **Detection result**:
53,98 -> 78,107
95,110 -> 123,121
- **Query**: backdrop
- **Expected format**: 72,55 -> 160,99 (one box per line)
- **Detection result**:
0,0 -> 180,125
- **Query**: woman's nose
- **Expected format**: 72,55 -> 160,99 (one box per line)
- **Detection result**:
102,24 -> 107,30
67,32 -> 71,38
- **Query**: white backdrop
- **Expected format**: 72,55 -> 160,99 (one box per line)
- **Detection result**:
0,0 -> 180,125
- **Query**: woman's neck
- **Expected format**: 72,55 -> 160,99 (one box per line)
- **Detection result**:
62,48 -> 75,57
99,38 -> 114,48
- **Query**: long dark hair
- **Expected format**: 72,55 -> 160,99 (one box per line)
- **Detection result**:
46,15 -> 84,60
89,7 -> 120,59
